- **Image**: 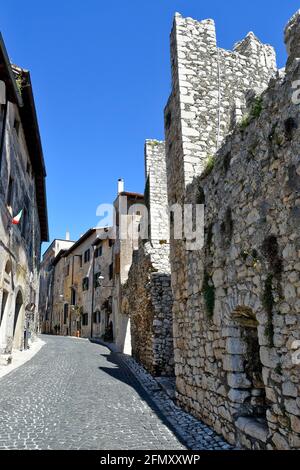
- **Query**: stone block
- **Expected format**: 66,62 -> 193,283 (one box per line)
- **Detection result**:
227,373 -> 251,389
236,417 -> 269,443
223,355 -> 244,372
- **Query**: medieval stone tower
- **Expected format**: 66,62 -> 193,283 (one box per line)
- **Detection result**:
163,11 -> 300,449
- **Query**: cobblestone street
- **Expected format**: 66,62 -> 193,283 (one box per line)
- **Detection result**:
0,336 -> 186,450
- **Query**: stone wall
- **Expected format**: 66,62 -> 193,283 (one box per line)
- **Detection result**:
165,11 -> 300,449
122,141 -> 174,376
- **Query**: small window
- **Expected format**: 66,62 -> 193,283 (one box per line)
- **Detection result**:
70,288 -> 76,306
94,272 -> 101,288
93,311 -> 101,324
95,245 -> 102,258
63,304 -> 69,324
82,277 -> 89,291
84,249 -> 90,263
109,263 -> 113,281
78,255 -> 83,268
82,313 -> 89,326
109,239 -> 114,248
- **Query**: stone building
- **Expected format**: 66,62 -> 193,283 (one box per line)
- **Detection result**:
163,11 -> 300,449
45,227 -> 114,339
122,141 -> 174,376
39,237 -> 74,334
0,35 -> 48,364
112,179 -> 144,353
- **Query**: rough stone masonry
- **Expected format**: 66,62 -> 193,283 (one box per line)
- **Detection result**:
163,10 -> 300,449
122,141 -> 174,377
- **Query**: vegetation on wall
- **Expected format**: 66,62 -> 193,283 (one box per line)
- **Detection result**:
262,235 -> 283,278
262,274 -> 275,346
202,154 -> 215,178
240,96 -> 264,131
202,270 -> 215,318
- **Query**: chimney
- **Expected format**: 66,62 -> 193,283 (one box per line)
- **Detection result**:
65,230 -> 70,241
118,178 -> 124,194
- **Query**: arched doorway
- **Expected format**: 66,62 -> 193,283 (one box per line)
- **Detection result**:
0,259 -> 14,354
13,291 -> 24,349
0,290 -> 9,327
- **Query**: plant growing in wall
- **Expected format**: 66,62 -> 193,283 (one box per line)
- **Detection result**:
202,270 -> 215,318
262,274 -> 275,347
15,74 -> 24,96
202,154 -> 215,178
240,96 -> 264,131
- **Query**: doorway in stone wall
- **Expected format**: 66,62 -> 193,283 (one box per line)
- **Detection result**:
0,290 -> 8,327
13,291 -> 24,349
232,307 -> 268,420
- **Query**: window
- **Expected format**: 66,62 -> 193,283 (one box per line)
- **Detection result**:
78,255 -> 83,268
6,177 -> 14,208
84,249 -> 90,263
94,272 -> 101,288
70,288 -> 76,306
109,263 -> 113,280
109,239 -> 114,248
82,313 -> 89,326
82,277 -> 89,291
93,311 -> 101,324
63,304 -> 69,324
95,245 -> 102,258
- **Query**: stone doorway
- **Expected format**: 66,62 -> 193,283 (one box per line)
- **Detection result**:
13,291 -> 24,349
230,306 -> 267,418
0,290 -> 8,327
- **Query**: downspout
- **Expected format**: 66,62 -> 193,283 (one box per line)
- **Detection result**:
69,255 -> 75,335
90,247 -> 96,339
0,101 -> 8,173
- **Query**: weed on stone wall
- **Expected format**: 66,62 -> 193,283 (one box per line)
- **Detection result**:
262,235 -> 283,278
262,274 -> 275,346
202,270 -> 215,318
202,155 -> 215,178
240,96 -> 264,131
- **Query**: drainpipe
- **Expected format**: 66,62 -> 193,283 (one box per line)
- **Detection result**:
90,247 -> 96,339
69,255 -> 75,335
0,101 -> 8,173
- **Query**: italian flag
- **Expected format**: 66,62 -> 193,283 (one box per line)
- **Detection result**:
12,209 -> 23,225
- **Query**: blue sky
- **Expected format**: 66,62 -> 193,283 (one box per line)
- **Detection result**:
1,0 -> 299,251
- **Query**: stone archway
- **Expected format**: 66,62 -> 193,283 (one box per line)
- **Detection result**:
221,292 -> 270,446
0,259 -> 14,354
230,305 -> 267,419
13,290 -> 24,350
0,290 -> 9,327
